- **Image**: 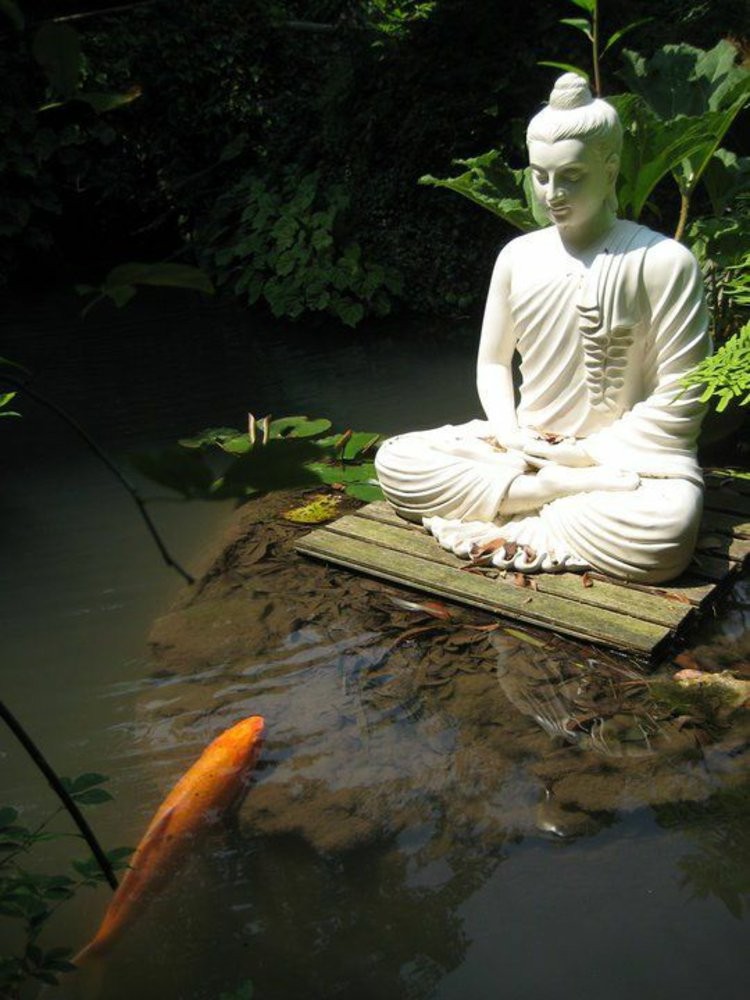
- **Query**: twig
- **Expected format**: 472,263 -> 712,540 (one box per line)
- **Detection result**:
2,375 -> 195,585
0,700 -> 118,891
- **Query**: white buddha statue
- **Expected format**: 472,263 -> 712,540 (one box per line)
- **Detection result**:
375,74 -> 710,584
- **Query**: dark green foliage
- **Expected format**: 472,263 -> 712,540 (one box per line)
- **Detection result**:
0,779 -> 132,998
0,7 -> 138,287
3,0 -> 748,314
200,169 -> 402,325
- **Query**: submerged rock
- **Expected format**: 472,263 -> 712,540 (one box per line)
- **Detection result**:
140,490 -> 750,855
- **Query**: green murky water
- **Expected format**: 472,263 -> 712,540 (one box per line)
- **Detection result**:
1,288 -> 748,999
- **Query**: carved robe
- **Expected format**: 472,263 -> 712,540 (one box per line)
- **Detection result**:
374,221 -> 710,583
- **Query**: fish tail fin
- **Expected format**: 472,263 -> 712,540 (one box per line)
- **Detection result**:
73,806 -> 178,968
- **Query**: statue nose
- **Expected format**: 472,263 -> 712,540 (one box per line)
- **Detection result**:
548,181 -> 566,202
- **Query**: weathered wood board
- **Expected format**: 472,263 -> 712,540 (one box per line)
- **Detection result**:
296,481 -> 749,658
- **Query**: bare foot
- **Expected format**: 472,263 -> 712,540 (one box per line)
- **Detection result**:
537,464 -> 640,497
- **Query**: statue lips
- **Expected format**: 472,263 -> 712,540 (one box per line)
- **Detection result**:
73,715 -> 265,966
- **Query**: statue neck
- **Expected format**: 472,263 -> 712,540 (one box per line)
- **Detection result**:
556,211 -> 619,260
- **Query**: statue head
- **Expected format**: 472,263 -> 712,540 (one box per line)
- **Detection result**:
526,74 -> 622,244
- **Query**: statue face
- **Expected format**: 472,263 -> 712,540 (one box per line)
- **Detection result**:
527,137 -> 616,242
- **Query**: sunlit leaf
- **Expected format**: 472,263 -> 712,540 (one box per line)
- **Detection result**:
567,0 -> 595,11
618,40 -> 750,119
219,435 -> 252,455
609,94 -> 722,219
343,481 -> 383,502
559,17 -> 592,40
282,493 -> 343,524
341,431 -> 380,460
420,150 -> 541,232
268,416 -> 332,439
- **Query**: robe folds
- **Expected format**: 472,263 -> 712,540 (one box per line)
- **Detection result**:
375,221 -> 711,583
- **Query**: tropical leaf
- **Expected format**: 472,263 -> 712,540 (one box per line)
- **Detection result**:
672,90 -> 750,197
420,150 -> 541,232
618,41 -> 750,119
608,94 -> 721,219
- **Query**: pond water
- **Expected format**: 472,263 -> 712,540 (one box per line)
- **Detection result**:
1,287 -> 748,1000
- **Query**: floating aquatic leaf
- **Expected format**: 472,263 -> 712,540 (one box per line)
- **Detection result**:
268,416 -> 332,439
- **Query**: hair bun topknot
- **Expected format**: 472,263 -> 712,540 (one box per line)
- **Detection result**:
549,73 -> 593,111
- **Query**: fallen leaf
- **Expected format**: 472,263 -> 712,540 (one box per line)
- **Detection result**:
469,536 -> 507,563
282,493 -> 343,524
502,627 -> 547,648
388,623 -> 449,649
460,565 -> 500,578
388,596 -> 455,619
514,573 -> 529,588
581,572 -> 593,588
656,590 -> 693,604
529,578 -> 539,591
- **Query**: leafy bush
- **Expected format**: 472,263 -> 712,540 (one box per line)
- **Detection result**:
199,169 -> 402,326
0,775 -> 131,998
681,322 -> 750,413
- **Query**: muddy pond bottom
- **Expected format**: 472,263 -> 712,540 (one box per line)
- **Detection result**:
62,489 -> 750,1000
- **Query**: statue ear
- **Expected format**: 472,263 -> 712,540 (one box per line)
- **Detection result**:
605,153 -> 620,187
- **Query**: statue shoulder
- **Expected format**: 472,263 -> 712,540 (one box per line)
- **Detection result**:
639,230 -> 703,300
498,227 -> 555,265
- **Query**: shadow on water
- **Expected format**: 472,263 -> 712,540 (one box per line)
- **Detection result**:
66,489 -> 748,1000
2,289 -> 748,999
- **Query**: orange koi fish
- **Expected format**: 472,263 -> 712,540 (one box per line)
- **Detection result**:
74,715 -> 265,965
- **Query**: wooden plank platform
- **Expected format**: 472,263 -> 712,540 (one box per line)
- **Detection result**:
296,482 -> 749,658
